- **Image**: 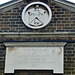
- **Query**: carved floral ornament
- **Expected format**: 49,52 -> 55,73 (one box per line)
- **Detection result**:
22,2 -> 52,29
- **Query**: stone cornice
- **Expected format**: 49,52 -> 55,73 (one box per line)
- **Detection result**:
0,0 -> 75,12
4,42 -> 66,47
0,0 -> 25,12
54,0 -> 75,12
0,32 -> 75,38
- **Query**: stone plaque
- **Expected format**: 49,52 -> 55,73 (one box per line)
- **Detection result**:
4,42 -> 66,74
22,2 -> 52,29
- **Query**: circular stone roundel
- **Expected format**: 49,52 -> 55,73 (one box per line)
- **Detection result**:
22,2 -> 52,29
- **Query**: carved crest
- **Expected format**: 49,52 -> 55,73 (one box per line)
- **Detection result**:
28,5 -> 46,27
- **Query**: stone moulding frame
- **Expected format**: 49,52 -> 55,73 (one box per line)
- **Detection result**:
22,2 -> 52,29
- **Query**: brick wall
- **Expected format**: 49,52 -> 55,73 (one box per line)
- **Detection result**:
64,43 -> 75,75
0,43 -> 6,75
0,2 -> 75,32
0,1 -> 75,75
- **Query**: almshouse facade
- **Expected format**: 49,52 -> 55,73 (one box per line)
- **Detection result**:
0,0 -> 75,75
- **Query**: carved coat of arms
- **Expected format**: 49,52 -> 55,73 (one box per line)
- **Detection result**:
28,5 -> 46,27
22,2 -> 52,29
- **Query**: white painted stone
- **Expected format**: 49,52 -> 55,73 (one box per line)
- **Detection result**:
22,2 -> 52,29
4,42 -> 66,73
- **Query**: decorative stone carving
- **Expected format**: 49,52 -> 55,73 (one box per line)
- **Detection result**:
22,2 -> 52,29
